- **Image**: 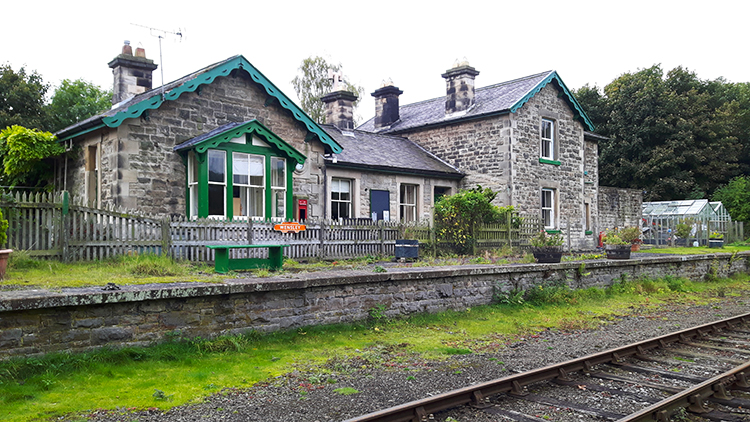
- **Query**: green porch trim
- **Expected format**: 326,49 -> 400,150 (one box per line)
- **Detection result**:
510,71 -> 595,131
545,229 -> 561,234
585,230 -> 593,235
539,158 -> 561,166
190,120 -> 305,165
99,55 -> 342,153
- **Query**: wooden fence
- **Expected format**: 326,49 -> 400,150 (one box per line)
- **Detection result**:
0,191 -> 545,262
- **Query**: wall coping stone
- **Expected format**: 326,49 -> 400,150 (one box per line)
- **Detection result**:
2,251 -> 747,313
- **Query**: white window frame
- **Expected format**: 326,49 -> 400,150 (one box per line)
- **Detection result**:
270,157 -> 286,221
541,118 -> 555,160
187,151 -> 199,219
541,188 -> 555,229
207,150 -> 227,218
331,178 -> 352,220
400,184 -> 418,222
232,152 -> 265,220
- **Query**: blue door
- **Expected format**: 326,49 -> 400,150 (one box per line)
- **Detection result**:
370,190 -> 390,221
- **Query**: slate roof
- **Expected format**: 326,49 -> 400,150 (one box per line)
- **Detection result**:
56,55 -> 342,153
173,121 -> 245,152
321,125 -> 462,178
358,70 -> 594,133
56,56 -> 239,139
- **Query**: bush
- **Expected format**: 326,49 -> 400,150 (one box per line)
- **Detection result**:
433,186 -> 516,255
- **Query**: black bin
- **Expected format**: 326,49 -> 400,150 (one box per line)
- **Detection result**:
395,239 -> 419,259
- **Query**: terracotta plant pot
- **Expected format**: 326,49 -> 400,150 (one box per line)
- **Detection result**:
631,243 -> 641,252
0,249 -> 12,279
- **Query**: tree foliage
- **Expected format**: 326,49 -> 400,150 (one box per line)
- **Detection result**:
575,65 -> 750,201
0,125 -> 64,187
291,56 -> 364,124
712,176 -> 750,225
0,64 -> 50,131
433,186 -> 515,254
48,79 -> 111,132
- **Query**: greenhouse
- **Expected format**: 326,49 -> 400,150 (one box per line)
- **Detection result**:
641,199 -> 736,245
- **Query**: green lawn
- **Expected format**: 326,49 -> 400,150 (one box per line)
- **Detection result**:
640,244 -> 750,255
1,272 -> 748,421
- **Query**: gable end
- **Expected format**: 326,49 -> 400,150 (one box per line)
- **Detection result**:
510,71 -> 595,131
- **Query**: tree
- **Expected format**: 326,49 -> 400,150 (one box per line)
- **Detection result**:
575,65 -> 749,201
0,64 -> 49,131
291,56 -> 364,124
48,79 -> 111,132
712,176 -> 750,226
0,125 -> 64,187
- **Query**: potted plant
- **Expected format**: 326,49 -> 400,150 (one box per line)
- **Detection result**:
530,230 -> 564,263
619,226 -> 643,252
674,223 -> 692,246
602,229 -> 631,259
709,231 -> 724,248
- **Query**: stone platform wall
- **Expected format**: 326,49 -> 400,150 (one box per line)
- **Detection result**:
1,252 -> 748,358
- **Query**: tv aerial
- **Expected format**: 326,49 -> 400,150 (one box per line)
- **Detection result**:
131,23 -> 184,99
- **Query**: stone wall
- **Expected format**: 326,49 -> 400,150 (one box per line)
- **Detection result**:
2,252 -> 747,359
598,186 -> 643,230
399,116 -> 513,206
63,71 -> 328,218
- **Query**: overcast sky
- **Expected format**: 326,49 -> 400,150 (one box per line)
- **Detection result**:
4,0 -> 748,122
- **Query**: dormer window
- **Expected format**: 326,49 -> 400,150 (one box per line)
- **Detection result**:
541,118 -> 555,160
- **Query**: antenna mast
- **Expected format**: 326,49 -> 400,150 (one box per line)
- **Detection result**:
130,23 -> 183,99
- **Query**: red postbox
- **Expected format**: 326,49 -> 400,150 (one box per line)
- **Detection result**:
297,199 -> 308,221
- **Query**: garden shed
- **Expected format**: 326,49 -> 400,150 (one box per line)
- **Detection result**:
641,199 -> 736,245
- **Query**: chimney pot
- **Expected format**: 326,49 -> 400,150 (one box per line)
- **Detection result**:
108,42 -> 158,105
441,62 -> 479,115
321,90 -> 358,130
371,84 -> 403,130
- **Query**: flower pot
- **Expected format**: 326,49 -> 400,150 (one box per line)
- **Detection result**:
532,247 -> 563,263
605,244 -> 631,260
0,249 -> 12,279
630,243 -> 641,252
709,239 -> 724,248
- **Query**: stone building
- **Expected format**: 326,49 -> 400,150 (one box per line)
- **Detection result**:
55,44 -> 461,224
356,65 -> 610,248
56,44 -> 640,250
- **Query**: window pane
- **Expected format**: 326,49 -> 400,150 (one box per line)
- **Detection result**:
271,157 -> 285,188
273,189 -> 285,218
208,183 -> 224,216
189,185 -> 198,217
249,187 -> 264,217
208,150 -> 225,183
233,153 -> 249,185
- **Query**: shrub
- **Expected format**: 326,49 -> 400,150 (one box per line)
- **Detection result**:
433,186 -> 516,255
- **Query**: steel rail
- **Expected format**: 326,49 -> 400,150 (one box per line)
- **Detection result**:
343,312 -> 750,422
616,360 -> 750,421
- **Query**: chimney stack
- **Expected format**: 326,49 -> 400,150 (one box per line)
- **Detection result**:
108,41 -> 158,105
371,82 -> 403,130
441,60 -> 479,115
320,71 -> 357,130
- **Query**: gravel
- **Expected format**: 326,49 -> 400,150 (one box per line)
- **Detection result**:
69,294 -> 750,422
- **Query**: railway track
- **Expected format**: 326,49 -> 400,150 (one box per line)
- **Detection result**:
344,313 -> 750,422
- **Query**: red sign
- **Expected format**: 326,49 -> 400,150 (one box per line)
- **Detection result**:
274,222 -> 306,234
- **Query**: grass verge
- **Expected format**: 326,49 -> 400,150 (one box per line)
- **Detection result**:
1,272 -> 748,421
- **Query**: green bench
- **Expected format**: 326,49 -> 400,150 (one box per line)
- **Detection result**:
206,244 -> 289,274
